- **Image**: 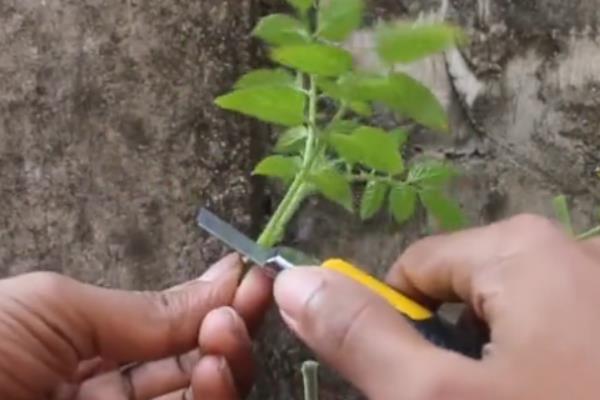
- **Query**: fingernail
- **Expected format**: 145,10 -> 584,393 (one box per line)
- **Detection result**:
218,356 -> 236,388
222,306 -> 248,340
274,268 -> 324,322
199,253 -> 241,282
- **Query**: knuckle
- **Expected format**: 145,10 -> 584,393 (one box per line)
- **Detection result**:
142,289 -> 191,340
299,274 -> 372,355
505,213 -> 558,238
20,271 -> 69,295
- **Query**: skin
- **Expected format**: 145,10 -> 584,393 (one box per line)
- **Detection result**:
0,253 -> 273,399
4,213 -> 600,399
274,214 -> 600,399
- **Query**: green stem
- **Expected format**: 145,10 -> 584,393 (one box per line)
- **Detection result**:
257,75 -> 319,248
346,172 -> 394,184
302,360 -> 320,400
577,225 -> 600,241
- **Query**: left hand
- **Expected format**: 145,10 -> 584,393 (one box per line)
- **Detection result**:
0,253 -> 272,399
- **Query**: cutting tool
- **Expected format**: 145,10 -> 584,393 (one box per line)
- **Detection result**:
197,208 -> 486,359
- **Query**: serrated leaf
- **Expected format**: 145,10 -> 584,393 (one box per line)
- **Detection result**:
329,126 -> 404,174
271,44 -> 353,77
275,126 -> 308,153
234,68 -> 296,89
552,195 -> 574,235
408,160 -> 457,187
287,0 -> 313,14
309,168 -> 353,211
253,155 -> 301,181
376,21 -> 467,64
215,86 -> 305,126
419,189 -> 466,231
253,14 -> 310,46
318,0 -> 365,42
358,73 -> 448,132
360,180 -> 388,220
390,128 -> 408,148
328,133 -> 363,164
389,184 -> 417,224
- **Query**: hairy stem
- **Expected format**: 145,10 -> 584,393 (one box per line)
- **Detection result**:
577,225 -> 600,241
257,75 -> 319,248
302,360 -> 320,400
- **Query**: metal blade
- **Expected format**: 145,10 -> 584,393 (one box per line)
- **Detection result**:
196,208 -> 276,266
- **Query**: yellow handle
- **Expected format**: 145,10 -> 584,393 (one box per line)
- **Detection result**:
322,258 -> 432,320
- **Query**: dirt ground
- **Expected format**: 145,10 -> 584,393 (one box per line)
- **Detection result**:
1,0 -> 600,398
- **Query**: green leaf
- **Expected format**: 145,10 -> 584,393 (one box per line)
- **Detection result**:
287,0 -> 313,14
253,14 -> 310,46
309,168 -> 353,211
328,133 -> 362,164
215,86 -> 305,126
318,0 -> 364,42
376,21 -> 467,64
348,101 -> 372,116
408,160 -> 457,187
325,119 -> 360,135
360,180 -> 388,220
253,155 -> 301,181
389,184 -> 417,224
329,126 -> 404,174
274,126 -> 308,153
356,73 -> 448,132
419,189 -> 466,231
552,195 -> 574,235
271,44 -> 353,77
234,68 -> 296,89
390,128 -> 409,148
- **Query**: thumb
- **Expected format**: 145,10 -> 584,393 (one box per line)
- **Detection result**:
10,253 -> 243,365
274,267 -> 485,399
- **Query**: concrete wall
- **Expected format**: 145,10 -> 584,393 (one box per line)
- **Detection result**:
1,0 -> 599,398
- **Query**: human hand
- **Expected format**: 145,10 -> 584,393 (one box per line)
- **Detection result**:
0,253 -> 272,400
274,214 -> 600,399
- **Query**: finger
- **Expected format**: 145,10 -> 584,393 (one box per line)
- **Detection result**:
12,253 -> 243,366
153,388 -> 192,400
233,266 -> 273,335
74,350 -> 200,400
274,267 -> 484,399
199,307 -> 255,396
122,349 -> 200,399
581,237 -> 600,260
192,356 -> 239,400
386,214 -> 565,308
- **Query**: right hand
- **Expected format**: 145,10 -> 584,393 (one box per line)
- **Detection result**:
274,214 -> 600,399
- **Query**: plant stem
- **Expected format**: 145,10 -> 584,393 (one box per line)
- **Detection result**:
577,225 -> 600,241
257,75 -> 319,248
302,360 -> 320,400
346,172 -> 394,184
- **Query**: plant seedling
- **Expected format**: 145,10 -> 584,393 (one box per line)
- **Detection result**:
215,0 -> 469,249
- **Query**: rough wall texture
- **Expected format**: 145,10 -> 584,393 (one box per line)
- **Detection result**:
1,0 -> 600,399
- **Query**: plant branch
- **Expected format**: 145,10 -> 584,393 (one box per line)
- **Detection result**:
257,75 -> 320,248
302,360 -> 320,400
346,172 -> 395,184
577,225 -> 600,241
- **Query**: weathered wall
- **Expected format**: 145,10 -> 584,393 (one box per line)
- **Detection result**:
1,0 -> 600,399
